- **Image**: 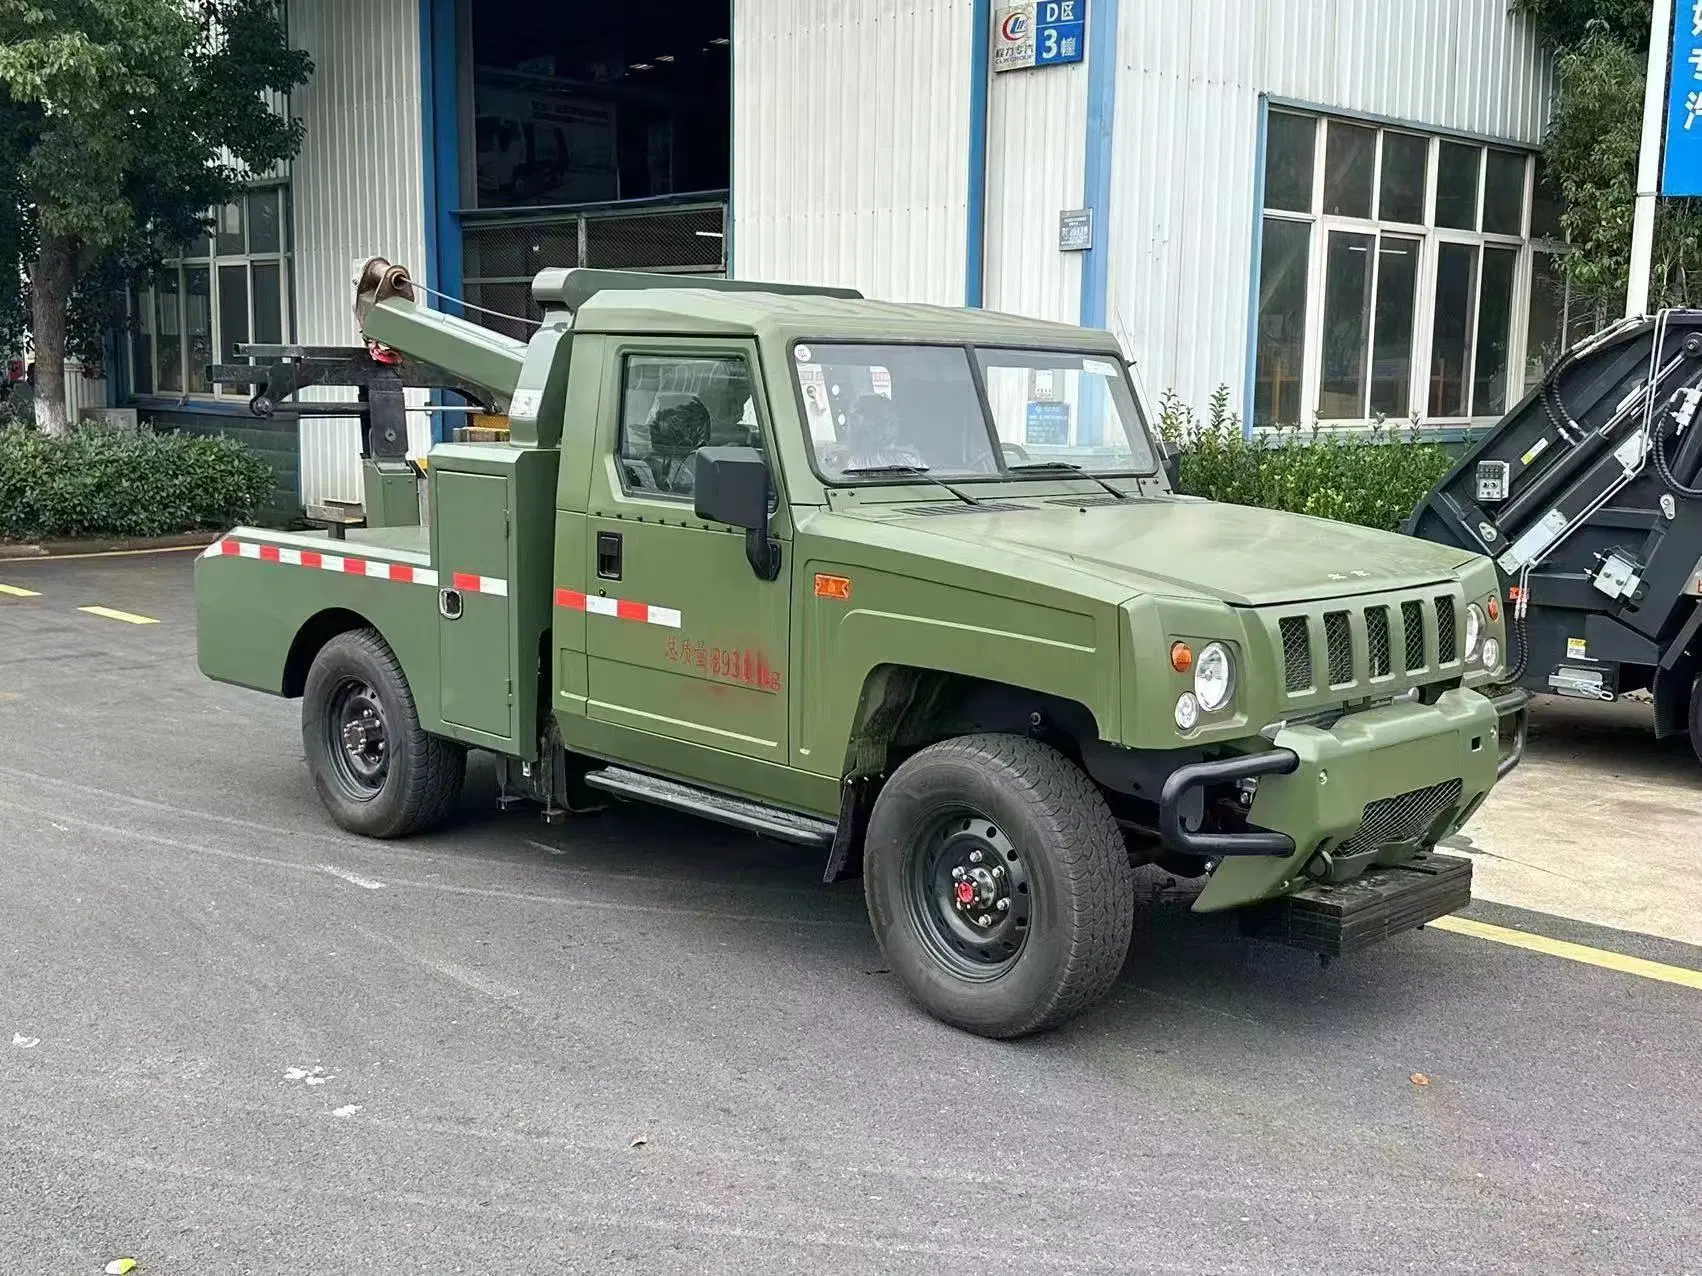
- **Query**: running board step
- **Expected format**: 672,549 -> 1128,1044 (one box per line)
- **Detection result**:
582,767 -> 837,848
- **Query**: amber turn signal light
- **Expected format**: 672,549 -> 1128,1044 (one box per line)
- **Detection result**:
814,574 -> 852,601
1170,641 -> 1193,673
1488,597 -> 1500,621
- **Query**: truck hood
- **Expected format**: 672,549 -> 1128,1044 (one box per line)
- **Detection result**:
851,497 -> 1476,606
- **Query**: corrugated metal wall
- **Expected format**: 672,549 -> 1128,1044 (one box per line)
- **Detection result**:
288,0 -> 431,505
732,0 -> 975,305
983,53 -> 1086,323
1108,0 -> 1555,414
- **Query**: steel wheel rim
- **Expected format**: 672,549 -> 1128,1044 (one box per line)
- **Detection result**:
905,809 -> 1032,980
327,677 -> 389,800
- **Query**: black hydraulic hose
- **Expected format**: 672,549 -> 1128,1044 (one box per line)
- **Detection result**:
1504,596 -> 1531,684
1654,414 -> 1702,499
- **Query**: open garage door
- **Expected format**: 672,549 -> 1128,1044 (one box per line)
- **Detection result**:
459,0 -> 731,340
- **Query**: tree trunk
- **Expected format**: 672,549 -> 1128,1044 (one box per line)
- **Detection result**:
28,236 -> 77,437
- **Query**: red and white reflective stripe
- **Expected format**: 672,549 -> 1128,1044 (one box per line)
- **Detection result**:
450,571 -> 509,597
205,537 -> 443,588
555,587 -> 682,629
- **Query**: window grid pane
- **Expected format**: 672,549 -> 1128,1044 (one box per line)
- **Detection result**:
1253,217 -> 1311,427
1323,121 -> 1377,218
1430,243 -> 1480,417
1264,111 -> 1317,213
1483,150 -> 1527,236
1318,231 -> 1376,419
1370,235 -> 1421,418
1378,133 -> 1429,224
1473,246 -> 1519,415
1436,142 -> 1482,230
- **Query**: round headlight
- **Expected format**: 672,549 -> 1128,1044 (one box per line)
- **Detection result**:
1482,637 -> 1501,672
1465,604 -> 1485,661
1194,642 -> 1235,712
1174,692 -> 1199,731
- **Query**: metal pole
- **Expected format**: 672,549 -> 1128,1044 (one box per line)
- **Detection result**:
1629,0 -> 1677,318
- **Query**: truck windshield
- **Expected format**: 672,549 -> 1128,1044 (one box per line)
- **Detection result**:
793,342 -> 1158,482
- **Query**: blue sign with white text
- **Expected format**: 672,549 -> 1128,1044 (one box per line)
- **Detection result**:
1665,0 -> 1702,195
1034,0 -> 1086,67
1026,402 -> 1072,446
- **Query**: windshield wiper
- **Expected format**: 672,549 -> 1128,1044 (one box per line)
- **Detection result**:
839,464 -> 980,506
1007,462 -> 1130,502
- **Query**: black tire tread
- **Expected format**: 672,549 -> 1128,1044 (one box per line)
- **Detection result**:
304,628 -> 465,838
869,733 -> 1134,1038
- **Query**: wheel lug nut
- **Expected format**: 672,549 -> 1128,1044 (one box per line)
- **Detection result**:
992,865 -> 1005,878
996,899 -> 1009,912
978,914 -> 993,926
969,850 -> 983,864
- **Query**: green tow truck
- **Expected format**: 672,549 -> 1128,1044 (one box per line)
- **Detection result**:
196,263 -> 1526,1038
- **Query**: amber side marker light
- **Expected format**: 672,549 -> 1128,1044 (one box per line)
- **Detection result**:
815,574 -> 852,600
1488,597 -> 1501,621
1170,642 -> 1193,673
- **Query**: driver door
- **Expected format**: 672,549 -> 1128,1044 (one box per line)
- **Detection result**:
582,341 -> 792,765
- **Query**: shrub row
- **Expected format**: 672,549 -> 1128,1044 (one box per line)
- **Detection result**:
0,424 -> 275,541
1156,387 -> 1455,533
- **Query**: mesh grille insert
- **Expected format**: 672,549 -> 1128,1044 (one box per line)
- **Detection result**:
1280,617 -> 1313,693
1324,611 -> 1353,685
1367,606 -> 1392,678
1402,601 -> 1426,672
907,502 -> 1030,516
1044,495 -> 1131,508
1336,780 -> 1464,859
1435,596 -> 1459,663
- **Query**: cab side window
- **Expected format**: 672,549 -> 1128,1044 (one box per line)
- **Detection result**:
618,354 -> 762,499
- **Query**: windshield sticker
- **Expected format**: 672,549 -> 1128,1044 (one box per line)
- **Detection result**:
1081,357 -> 1121,379
794,344 -> 812,363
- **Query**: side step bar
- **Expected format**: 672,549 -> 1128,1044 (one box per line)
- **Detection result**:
582,767 -> 838,849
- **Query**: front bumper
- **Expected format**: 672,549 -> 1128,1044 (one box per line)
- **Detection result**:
1160,688 -> 1508,914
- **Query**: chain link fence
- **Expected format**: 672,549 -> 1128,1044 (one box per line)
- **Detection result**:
461,196 -> 727,341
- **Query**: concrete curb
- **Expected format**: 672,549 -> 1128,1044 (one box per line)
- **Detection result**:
0,531 -> 221,560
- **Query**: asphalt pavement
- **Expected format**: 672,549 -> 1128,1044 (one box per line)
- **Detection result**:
2,550 -> 1699,1274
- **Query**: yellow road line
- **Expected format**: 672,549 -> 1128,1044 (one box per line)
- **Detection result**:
78,605 -> 159,626
1432,915 -> 1702,991
0,583 -> 41,597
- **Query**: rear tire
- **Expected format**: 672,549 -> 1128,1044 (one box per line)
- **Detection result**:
302,628 -> 466,838
863,734 -> 1135,1038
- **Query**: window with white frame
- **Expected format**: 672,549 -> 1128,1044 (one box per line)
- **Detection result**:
130,186 -> 292,398
1253,110 -> 1581,429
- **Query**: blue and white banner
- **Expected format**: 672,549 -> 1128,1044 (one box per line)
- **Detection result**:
1664,0 -> 1702,195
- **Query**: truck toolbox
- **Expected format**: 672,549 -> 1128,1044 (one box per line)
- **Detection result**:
1239,850 -> 1472,957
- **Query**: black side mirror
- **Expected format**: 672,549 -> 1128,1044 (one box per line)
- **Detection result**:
1161,446 -> 1182,492
694,445 -> 781,581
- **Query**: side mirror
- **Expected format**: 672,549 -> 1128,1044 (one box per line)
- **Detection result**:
1161,446 -> 1182,492
694,445 -> 781,581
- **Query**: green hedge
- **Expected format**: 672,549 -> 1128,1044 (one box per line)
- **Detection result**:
1157,387 -> 1454,533
0,424 -> 276,541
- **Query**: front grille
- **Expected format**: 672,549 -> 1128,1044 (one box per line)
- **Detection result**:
1280,617 -> 1313,693
1275,592 -> 1463,697
1335,780 -> 1463,860
1436,596 -> 1459,663
1402,601 -> 1426,671
1323,611 -> 1353,685
1367,606 -> 1392,678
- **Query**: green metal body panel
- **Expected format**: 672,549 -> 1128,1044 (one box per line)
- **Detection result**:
194,276 -> 1519,914
361,459 -> 422,529
195,525 -> 441,724
1195,689 -> 1500,912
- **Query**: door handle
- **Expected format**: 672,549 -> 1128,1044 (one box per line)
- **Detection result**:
439,588 -> 463,620
597,531 -> 623,580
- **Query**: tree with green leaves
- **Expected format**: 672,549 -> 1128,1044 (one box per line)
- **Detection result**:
0,0 -> 311,434
1517,0 -> 1702,319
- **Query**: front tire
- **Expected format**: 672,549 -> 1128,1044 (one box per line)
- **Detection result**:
863,734 -> 1135,1038
302,629 -> 466,838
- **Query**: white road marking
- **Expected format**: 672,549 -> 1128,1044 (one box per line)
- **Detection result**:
318,864 -> 384,890
13,1033 -> 40,1048
333,1104 -> 363,1117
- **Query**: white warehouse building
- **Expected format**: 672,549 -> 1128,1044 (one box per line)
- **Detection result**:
119,0 -> 1562,509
